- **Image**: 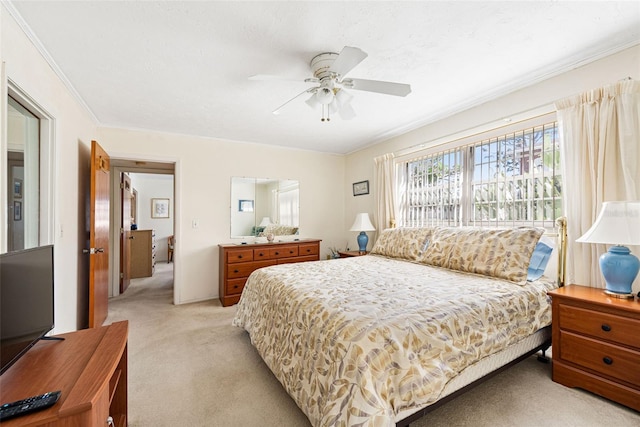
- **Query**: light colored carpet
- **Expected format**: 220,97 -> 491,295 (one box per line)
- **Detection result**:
106,263 -> 640,427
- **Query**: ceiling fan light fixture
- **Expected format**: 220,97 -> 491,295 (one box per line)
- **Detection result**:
305,93 -> 319,109
315,87 -> 335,105
328,99 -> 339,114
335,88 -> 353,107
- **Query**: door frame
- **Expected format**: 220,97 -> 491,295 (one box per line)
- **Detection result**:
108,158 -> 178,303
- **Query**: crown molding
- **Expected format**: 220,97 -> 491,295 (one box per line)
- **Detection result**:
2,0 -> 99,124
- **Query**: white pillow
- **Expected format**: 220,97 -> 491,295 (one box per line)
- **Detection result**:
540,235 -> 558,280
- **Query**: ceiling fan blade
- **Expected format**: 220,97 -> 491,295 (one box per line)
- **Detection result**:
272,88 -> 316,115
342,78 -> 411,97
329,46 -> 368,78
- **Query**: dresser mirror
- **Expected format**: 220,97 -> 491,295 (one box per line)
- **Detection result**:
230,177 -> 300,238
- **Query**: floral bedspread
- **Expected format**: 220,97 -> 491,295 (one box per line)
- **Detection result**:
233,255 -> 557,427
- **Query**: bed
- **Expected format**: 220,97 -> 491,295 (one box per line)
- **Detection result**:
233,220 -> 567,427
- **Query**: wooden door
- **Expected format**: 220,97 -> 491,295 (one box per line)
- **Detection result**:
89,140 -> 110,328
120,173 -> 132,294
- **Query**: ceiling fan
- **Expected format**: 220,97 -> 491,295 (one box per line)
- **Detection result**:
251,46 -> 412,122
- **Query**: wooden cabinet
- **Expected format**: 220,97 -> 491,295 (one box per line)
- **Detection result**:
548,285 -> 640,411
0,321 -> 128,426
219,239 -> 321,307
130,229 -> 155,278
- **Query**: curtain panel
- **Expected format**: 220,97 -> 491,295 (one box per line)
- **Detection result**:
374,153 -> 397,231
555,79 -> 640,291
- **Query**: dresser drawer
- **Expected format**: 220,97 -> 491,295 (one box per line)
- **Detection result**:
559,304 -> 640,348
278,255 -> 318,265
226,278 -> 247,296
227,249 -> 254,263
254,248 -> 274,260
559,331 -> 640,386
270,245 -> 298,259
227,260 -> 274,278
299,243 -> 319,256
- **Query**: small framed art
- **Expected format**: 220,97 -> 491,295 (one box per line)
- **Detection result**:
352,180 -> 369,196
238,199 -> 254,212
13,179 -> 22,199
151,198 -> 170,218
14,201 -> 22,221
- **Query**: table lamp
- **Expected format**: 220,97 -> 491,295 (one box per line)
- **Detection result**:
576,201 -> 640,298
350,213 -> 375,253
259,217 -> 271,226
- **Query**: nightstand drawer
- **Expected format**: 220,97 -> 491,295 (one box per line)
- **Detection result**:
560,331 -> 640,386
559,304 -> 640,348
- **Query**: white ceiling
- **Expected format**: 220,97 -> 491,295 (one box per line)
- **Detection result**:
6,1 -> 640,154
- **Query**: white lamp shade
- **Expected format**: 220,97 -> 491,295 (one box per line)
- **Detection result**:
576,201 -> 640,246
259,217 -> 271,227
350,213 -> 375,232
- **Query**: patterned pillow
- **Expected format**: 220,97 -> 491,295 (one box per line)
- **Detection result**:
370,227 -> 433,261
419,226 -> 545,283
264,224 -> 299,236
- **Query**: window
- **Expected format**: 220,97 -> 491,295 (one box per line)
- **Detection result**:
397,120 -> 561,229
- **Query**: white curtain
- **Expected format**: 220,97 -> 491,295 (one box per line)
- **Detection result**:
555,79 -> 640,290
374,153 -> 397,231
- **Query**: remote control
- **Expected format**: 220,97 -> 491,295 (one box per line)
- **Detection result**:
0,391 -> 61,421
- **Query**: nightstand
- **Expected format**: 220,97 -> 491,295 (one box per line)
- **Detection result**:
338,251 -> 368,258
547,285 -> 640,411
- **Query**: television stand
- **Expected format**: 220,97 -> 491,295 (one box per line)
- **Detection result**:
40,336 -> 65,341
0,321 -> 128,426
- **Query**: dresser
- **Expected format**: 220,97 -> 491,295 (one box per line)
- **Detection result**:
130,229 -> 156,278
548,285 -> 640,411
219,239 -> 321,307
0,321 -> 128,426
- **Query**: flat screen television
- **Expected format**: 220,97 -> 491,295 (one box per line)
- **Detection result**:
0,245 -> 55,375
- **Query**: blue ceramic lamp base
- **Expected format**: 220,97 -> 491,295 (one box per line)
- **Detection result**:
600,245 -> 639,299
357,232 -> 369,253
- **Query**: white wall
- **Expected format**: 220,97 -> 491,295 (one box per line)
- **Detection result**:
129,173 -> 174,262
98,127 -> 346,304
1,5 -> 99,333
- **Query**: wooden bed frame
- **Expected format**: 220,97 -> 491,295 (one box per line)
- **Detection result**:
396,217 -> 568,427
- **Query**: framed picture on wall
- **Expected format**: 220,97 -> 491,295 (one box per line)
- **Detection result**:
238,199 -> 254,212
13,179 -> 22,199
151,198 -> 170,218
14,201 -> 22,221
352,180 -> 369,196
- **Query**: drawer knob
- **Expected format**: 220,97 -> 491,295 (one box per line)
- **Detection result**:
234,269 -> 239,273
275,251 -> 280,255
238,255 -> 243,259
603,356 -> 613,365
233,285 -> 238,289
601,324 -> 611,332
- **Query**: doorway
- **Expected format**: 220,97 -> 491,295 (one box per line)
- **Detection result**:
109,159 -> 175,301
